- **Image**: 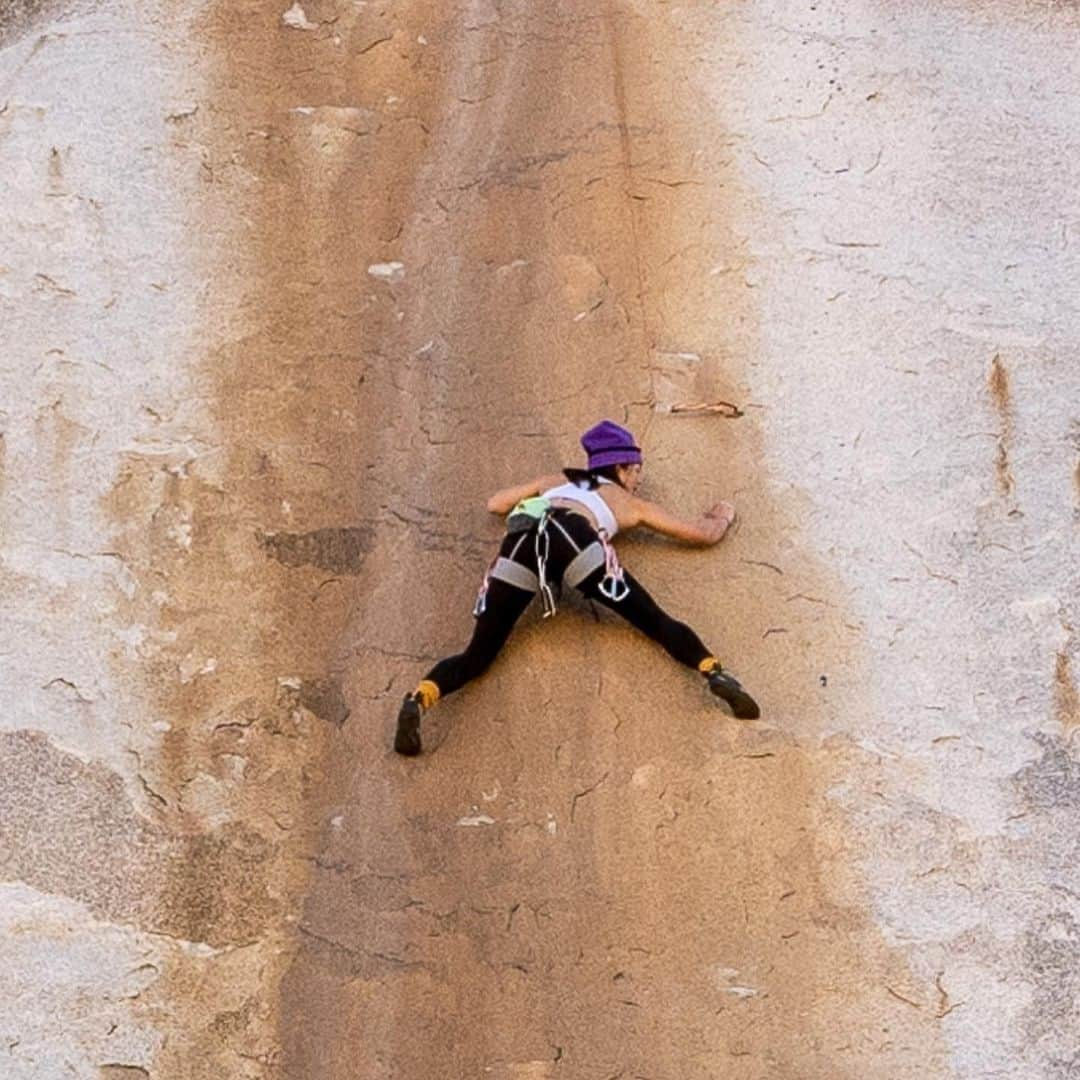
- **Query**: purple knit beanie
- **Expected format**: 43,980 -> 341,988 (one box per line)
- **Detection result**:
580,420 -> 643,470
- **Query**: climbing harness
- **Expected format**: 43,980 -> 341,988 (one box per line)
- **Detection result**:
474,499 -> 629,618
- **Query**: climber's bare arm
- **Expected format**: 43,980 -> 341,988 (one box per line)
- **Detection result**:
626,496 -> 736,546
486,474 -> 564,515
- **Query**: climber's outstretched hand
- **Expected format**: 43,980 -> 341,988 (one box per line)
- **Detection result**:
631,496 -> 735,546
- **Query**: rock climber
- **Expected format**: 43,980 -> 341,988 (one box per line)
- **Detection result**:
394,419 -> 760,755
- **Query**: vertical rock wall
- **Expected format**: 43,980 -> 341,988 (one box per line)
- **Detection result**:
720,6 -> 1080,1076
1,2 -> 330,1075
1,1 -> 1076,1077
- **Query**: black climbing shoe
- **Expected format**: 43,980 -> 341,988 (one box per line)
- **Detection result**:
706,668 -> 760,720
394,695 -> 422,756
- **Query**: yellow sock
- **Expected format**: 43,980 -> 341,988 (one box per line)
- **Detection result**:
415,679 -> 441,711
698,656 -> 720,675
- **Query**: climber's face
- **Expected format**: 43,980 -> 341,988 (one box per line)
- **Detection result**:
618,462 -> 642,493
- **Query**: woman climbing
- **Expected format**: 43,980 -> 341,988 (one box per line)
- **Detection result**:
394,419 -> 760,755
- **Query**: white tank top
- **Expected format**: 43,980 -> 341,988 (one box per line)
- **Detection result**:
541,479 -> 620,537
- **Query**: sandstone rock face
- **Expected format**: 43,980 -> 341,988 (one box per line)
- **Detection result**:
2,1 -> 1076,1077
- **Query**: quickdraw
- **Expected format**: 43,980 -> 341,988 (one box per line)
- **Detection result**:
472,554 -> 498,617
534,512 -> 558,618
596,529 -> 630,602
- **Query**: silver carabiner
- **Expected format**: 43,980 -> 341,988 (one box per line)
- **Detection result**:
599,574 -> 630,602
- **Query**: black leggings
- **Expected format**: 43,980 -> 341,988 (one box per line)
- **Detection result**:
425,510 -> 713,697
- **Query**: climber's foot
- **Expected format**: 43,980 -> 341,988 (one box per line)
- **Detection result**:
706,668 -> 761,720
394,695 -> 423,756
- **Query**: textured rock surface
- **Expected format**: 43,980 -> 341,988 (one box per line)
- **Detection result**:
1,0 -> 1077,1077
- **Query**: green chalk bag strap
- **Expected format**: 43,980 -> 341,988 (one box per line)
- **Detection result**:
505,495 -> 552,534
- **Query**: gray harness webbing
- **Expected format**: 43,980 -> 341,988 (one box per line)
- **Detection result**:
485,533 -> 534,589
563,540 -> 605,588
489,556 -> 539,593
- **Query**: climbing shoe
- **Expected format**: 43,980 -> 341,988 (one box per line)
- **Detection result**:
706,667 -> 760,720
394,695 -> 423,756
